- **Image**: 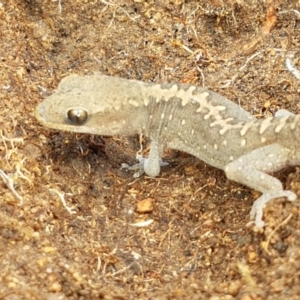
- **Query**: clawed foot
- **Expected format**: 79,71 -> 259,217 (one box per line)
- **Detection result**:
249,191 -> 297,228
122,155 -> 169,178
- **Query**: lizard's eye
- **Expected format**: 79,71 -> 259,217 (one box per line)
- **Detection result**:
67,109 -> 88,125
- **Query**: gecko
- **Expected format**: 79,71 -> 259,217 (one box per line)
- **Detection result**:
35,74 -> 299,228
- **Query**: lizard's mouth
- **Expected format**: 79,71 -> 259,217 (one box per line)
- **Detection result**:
35,102 -> 74,132
35,102 -> 48,125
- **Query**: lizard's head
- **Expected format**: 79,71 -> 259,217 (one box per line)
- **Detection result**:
35,74 -> 145,135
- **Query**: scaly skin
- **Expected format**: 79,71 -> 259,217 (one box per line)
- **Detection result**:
36,74 -> 299,227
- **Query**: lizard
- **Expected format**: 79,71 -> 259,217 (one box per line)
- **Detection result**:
35,74 -> 299,228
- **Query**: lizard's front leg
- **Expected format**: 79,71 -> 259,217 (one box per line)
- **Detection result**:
143,139 -> 166,177
122,139 -> 168,178
224,144 -> 297,227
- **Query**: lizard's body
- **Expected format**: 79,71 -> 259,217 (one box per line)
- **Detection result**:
36,74 -> 299,227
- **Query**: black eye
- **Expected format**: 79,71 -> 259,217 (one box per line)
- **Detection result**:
67,109 -> 88,125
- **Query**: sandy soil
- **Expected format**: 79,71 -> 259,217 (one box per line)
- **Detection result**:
1,0 -> 300,299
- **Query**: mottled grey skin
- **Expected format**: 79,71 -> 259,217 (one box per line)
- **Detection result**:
36,74 -> 299,227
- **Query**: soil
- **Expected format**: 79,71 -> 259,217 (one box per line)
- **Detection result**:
1,0 -> 300,299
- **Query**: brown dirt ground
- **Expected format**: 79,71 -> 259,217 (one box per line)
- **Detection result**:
1,0 -> 300,299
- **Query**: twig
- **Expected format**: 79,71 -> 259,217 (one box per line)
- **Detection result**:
278,9 -> 300,18
286,56 -> 300,80
50,189 -> 77,214
263,213 -> 293,255
221,51 -> 261,88
100,0 -> 140,25
0,169 -> 23,204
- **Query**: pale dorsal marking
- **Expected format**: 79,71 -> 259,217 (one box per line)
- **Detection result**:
142,85 -> 229,134
259,117 -> 273,134
142,83 -> 215,114
210,117 -> 233,127
289,115 -> 300,130
180,86 -> 197,106
143,91 -> 150,106
274,116 -> 289,133
128,100 -> 139,107
240,120 -> 256,136
195,92 -> 226,119
219,122 -> 243,135
290,121 -> 296,130
203,106 -> 226,119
